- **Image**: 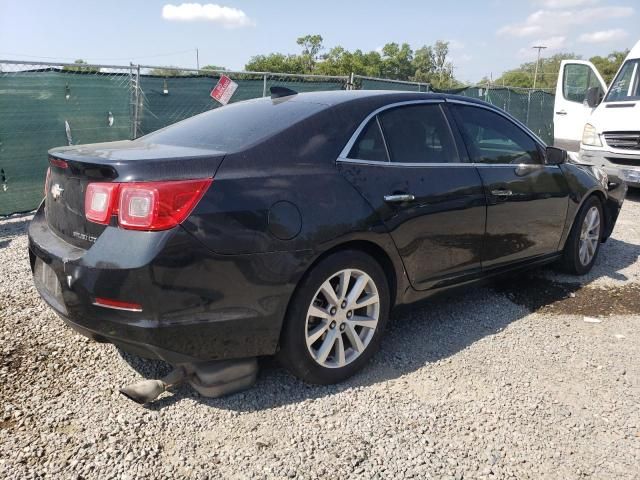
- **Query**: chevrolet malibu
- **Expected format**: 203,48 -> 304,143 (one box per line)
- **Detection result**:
29,90 -> 626,390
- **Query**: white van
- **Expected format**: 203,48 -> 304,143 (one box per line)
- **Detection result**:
554,40 -> 640,187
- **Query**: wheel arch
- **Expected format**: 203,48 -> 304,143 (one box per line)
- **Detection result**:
277,239 -> 401,350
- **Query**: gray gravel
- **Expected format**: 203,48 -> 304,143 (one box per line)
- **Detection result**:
1,193 -> 639,479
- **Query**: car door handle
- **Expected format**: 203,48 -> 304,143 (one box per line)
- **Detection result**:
555,110 -> 567,115
491,189 -> 513,197
384,194 -> 415,203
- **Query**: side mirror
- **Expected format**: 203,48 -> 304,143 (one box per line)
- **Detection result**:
585,86 -> 603,108
545,146 -> 567,165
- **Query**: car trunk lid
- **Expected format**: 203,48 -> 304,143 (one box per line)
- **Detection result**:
45,140 -> 225,249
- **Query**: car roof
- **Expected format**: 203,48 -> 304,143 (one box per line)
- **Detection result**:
280,89 -> 495,109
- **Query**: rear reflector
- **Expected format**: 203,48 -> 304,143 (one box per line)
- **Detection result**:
93,297 -> 143,312
85,183 -> 120,224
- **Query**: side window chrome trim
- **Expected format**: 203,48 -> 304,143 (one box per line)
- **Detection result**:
338,99 -> 445,161
445,98 -> 547,148
336,157 -> 560,169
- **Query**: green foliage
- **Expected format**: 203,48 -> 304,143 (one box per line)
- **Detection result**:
588,50 -> 628,85
201,64 -> 227,72
493,53 -> 579,89
62,59 -> 101,73
244,35 -> 460,87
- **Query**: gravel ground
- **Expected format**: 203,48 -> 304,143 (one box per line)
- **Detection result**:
1,192 -> 639,480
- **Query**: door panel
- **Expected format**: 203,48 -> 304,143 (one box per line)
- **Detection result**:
554,60 -> 607,153
339,162 -> 486,289
476,165 -> 569,267
339,102 -> 487,290
449,102 -> 570,268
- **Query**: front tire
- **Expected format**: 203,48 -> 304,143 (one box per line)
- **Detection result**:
560,196 -> 604,275
278,250 -> 390,385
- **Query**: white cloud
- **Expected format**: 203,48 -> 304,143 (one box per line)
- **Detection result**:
579,28 -> 628,43
498,6 -> 633,38
162,3 -> 254,28
534,0 -> 598,8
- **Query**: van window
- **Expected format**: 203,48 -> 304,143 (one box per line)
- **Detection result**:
605,59 -> 640,102
563,64 -> 601,103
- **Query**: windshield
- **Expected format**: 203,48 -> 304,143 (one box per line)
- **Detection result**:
605,59 -> 640,102
140,98 -> 326,151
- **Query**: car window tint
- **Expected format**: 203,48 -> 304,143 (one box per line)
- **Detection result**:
348,117 -> 389,162
378,104 -> 459,164
141,99 -> 326,152
451,104 -> 541,165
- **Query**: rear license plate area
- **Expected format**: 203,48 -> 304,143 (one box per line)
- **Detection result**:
33,258 -> 67,314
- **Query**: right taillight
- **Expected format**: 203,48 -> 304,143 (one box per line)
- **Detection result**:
85,178 -> 211,231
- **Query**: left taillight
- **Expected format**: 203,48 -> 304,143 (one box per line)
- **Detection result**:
84,179 -> 211,231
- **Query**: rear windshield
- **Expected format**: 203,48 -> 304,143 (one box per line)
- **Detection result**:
140,98 -> 326,151
605,59 -> 640,102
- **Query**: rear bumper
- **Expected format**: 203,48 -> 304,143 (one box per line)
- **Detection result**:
28,204 -> 311,363
579,147 -> 640,187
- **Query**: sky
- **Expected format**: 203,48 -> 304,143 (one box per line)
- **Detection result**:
0,0 -> 637,82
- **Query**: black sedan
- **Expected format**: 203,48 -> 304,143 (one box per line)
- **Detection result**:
29,90 -> 626,390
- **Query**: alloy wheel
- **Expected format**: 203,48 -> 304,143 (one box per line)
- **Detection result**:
578,206 -> 600,266
305,269 -> 380,369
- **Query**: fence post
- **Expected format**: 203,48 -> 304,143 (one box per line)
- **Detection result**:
133,64 -> 141,139
129,64 -> 136,140
526,90 -> 531,127
349,72 -> 354,90
262,74 -> 267,97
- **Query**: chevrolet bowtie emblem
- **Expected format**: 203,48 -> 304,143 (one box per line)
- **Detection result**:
51,183 -> 64,200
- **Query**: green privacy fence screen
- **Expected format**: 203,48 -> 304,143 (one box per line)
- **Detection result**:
0,60 -> 555,215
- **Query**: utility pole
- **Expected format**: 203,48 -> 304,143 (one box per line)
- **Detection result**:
196,48 -> 199,71
532,45 -> 547,89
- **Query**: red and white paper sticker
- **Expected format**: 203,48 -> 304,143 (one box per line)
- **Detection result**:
210,75 -> 238,105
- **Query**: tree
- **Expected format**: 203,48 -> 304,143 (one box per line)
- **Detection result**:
297,34 -> 324,72
201,64 -> 227,72
493,53 -> 579,89
245,53 -> 305,74
62,59 -> 100,73
410,41 -> 458,88
380,42 -> 414,80
148,67 -> 188,76
589,50 -> 628,84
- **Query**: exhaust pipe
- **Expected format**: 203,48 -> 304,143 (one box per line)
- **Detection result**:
119,367 -> 186,404
119,358 -> 258,405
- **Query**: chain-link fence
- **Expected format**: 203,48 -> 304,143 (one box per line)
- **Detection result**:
0,59 -> 555,215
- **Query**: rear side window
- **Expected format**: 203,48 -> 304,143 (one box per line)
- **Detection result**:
348,118 -> 389,162
451,104 -> 542,165
378,104 -> 459,164
141,99 -> 326,152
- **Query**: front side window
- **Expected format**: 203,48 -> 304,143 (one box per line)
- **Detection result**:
563,63 -> 601,103
605,59 -> 640,102
377,104 -> 459,164
451,104 -> 541,165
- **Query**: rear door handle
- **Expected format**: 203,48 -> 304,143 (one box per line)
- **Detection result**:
555,110 -> 567,115
384,194 -> 415,203
491,189 -> 513,197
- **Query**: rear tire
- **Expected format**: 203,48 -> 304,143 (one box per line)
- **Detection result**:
560,196 -> 603,275
278,250 -> 390,385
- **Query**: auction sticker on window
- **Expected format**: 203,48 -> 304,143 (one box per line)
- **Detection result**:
210,75 -> 238,105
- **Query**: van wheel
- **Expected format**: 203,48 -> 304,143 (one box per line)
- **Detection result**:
560,196 -> 603,275
278,250 -> 390,385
